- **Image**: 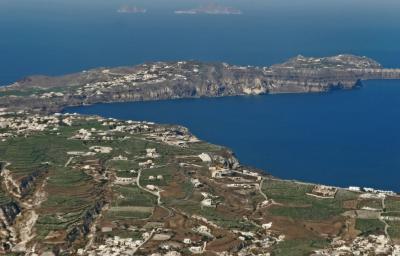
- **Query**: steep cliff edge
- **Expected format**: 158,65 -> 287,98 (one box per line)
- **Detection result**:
1,54 -> 400,113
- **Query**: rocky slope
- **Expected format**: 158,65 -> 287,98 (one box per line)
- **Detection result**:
1,54 -> 400,113
0,112 -> 400,255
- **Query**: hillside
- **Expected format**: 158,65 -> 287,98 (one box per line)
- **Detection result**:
1,55 -> 400,255
1,112 -> 400,255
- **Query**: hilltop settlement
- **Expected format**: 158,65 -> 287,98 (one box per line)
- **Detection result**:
1,55 -> 400,255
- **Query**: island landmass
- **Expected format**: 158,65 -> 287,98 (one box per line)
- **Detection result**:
1,55 -> 400,255
117,6 -> 147,14
1,54 -> 400,114
175,4 -> 242,15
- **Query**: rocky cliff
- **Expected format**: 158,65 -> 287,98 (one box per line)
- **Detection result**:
1,54 -> 400,113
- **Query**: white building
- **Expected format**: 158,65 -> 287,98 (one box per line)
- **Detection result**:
198,153 -> 212,162
189,246 -> 203,254
201,198 -> 213,207
113,155 -> 128,161
191,178 -> 203,188
146,185 -> 157,191
183,238 -> 192,244
146,148 -> 160,158
115,177 -> 136,185
262,222 -> 272,230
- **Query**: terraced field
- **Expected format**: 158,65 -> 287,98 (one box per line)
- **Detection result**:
107,186 -> 157,219
1,113 -> 400,255
262,179 -> 359,220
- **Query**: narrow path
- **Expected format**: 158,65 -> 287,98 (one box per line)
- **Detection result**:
380,197 -> 390,239
64,157 -> 73,167
132,229 -> 155,255
259,178 -> 268,201
136,169 -> 172,218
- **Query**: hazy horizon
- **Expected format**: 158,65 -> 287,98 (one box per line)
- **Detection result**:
1,0 -> 400,85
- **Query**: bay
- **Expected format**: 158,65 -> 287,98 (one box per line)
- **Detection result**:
66,80 -> 400,191
2,0 -> 400,190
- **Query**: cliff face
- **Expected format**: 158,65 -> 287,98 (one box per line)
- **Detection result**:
1,54 -> 400,113
0,163 -> 21,247
0,201 -> 21,251
0,202 -> 20,225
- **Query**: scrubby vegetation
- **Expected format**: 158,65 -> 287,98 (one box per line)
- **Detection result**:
263,179 -> 359,220
355,219 -> 385,235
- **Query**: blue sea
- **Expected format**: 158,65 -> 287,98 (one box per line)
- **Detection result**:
2,0 -> 400,190
66,80 -> 400,191
1,0 -> 400,85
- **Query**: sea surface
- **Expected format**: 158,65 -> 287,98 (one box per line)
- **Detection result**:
2,0 -> 400,190
67,80 -> 400,191
1,0 -> 400,85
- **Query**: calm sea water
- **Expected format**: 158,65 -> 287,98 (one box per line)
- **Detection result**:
66,80 -> 400,191
2,0 -> 400,190
1,0 -> 400,85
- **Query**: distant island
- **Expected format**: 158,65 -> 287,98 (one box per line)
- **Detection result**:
2,54 -> 400,114
175,4 -> 242,15
117,5 -> 146,14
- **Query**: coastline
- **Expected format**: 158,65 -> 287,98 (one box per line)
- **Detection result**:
1,99 -> 400,254
2,55 -> 400,115
62,80 -> 400,193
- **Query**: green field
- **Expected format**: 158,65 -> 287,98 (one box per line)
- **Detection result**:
0,134 -> 86,177
35,166 -> 104,239
385,197 -> 400,212
107,160 -> 138,172
106,185 -> 157,219
355,219 -> 385,235
113,185 -> 157,207
387,221 -> 400,239
263,179 -> 359,220
140,165 -> 177,187
174,201 -> 257,231
358,199 -> 383,210
271,239 -> 329,256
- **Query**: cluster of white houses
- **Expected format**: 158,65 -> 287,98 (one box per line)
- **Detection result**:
0,111 -> 62,140
314,235 -> 400,255
82,232 -> 154,256
349,186 -> 396,196
72,61 -> 200,98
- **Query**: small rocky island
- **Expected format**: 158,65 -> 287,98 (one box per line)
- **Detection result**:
1,55 -> 400,255
1,54 -> 400,114
175,4 -> 242,15
117,6 -> 146,14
